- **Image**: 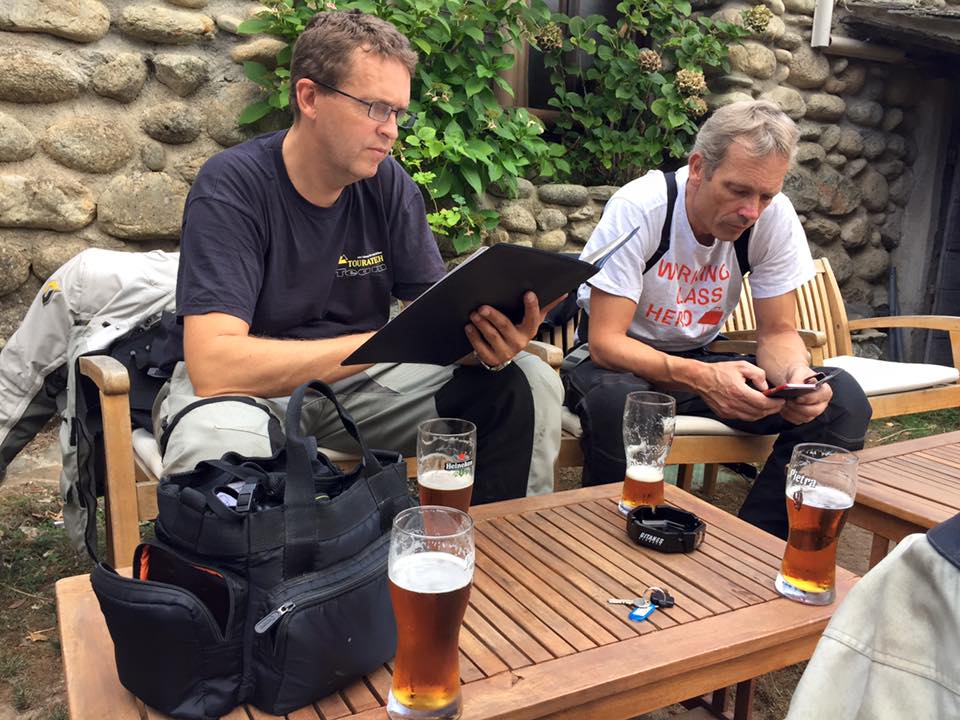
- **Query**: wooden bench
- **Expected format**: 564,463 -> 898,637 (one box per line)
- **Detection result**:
547,257 -> 960,484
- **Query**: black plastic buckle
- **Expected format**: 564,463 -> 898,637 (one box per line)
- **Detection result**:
626,505 -> 706,553
234,481 -> 260,513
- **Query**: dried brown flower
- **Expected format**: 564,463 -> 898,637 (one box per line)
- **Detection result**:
638,48 -> 662,73
676,68 -> 707,97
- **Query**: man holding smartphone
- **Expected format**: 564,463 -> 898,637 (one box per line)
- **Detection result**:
564,100 -> 872,539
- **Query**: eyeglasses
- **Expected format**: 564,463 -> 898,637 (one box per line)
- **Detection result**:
309,78 -> 417,129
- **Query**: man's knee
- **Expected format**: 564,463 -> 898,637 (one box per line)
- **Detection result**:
822,368 -> 872,449
513,353 -> 563,407
160,398 -> 280,476
578,375 -> 648,429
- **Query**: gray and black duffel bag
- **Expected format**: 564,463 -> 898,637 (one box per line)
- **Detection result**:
91,379 -> 415,719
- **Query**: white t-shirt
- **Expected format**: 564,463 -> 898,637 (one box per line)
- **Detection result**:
577,166 -> 815,352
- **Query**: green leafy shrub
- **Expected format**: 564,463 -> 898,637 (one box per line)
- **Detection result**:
238,0 -> 567,254
541,0 -> 751,186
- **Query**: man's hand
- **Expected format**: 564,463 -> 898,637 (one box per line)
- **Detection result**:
698,360 -> 785,421
780,366 -> 832,425
464,292 -> 564,366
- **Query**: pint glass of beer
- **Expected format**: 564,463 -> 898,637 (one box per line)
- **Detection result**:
417,418 -> 476,513
775,443 -> 858,605
387,506 -> 475,720
620,391 -> 676,515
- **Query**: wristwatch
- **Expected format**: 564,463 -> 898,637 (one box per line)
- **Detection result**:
474,351 -> 512,372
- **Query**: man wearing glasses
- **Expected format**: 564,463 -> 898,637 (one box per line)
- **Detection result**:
158,10 -> 563,504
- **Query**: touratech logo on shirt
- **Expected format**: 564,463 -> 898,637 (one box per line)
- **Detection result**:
336,251 -> 387,278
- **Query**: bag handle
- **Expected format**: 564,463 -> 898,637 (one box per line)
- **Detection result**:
282,379 -> 385,578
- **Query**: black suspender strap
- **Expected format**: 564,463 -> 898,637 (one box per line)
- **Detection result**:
734,227 -> 752,277
645,170 -> 752,277
643,171 -> 678,273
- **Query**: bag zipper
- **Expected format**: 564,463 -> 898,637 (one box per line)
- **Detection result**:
253,540 -> 388,642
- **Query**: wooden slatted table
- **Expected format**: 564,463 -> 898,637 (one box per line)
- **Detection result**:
852,430 -> 960,568
57,483 -> 856,720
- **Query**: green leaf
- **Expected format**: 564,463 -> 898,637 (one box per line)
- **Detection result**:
464,139 -> 495,158
416,126 -> 438,141
494,76 -> 515,96
412,38 -> 432,55
237,100 -> 273,125
461,165 -> 483,195
650,98 -> 669,117
433,168 -> 454,198
488,163 -> 503,182
236,17 -> 273,35
452,233 -> 482,254
463,25 -> 485,43
465,76 -> 485,97
667,110 -> 687,128
242,61 -> 272,86
444,119 -> 465,142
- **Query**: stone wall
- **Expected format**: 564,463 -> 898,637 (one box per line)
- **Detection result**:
0,0 -> 933,343
0,0 -> 272,339
712,0 -> 921,319
482,0 -> 925,323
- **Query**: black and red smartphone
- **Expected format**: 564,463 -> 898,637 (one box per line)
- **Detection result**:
763,369 -> 841,399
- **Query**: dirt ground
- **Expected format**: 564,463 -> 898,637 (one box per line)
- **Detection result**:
0,412 -> 954,720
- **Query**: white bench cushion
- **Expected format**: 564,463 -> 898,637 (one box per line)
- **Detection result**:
822,355 -> 960,397
131,427 -> 363,480
561,407 -> 758,440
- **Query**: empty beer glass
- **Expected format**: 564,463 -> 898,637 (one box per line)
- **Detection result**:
775,443 -> 858,605
620,391 -> 676,515
417,419 -> 476,513
387,506 -> 475,720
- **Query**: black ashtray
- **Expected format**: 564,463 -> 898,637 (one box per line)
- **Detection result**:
626,505 -> 706,553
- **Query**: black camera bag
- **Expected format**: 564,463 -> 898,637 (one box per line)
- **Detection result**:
91,379 -> 415,719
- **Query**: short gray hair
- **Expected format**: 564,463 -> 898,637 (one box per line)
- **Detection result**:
691,100 -> 799,177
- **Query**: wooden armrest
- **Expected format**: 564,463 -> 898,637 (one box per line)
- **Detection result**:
721,329 -> 826,348
78,355 -> 140,567
847,315 -> 960,332
524,340 -> 563,368
848,315 -> 960,370
79,355 -> 131,395
707,340 -> 758,355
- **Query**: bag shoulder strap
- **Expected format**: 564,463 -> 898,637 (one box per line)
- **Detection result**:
282,379 -> 383,578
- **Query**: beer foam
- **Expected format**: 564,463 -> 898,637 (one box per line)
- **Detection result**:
419,469 -> 473,491
626,465 -> 663,483
390,552 -> 473,594
786,483 -> 853,510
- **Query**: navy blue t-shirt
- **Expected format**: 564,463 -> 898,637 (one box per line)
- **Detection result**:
177,130 -> 445,339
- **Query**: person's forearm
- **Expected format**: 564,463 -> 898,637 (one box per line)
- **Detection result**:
589,335 -> 709,393
757,330 -> 810,385
186,332 -> 374,398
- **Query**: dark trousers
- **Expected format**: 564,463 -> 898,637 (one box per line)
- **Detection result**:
563,351 -> 872,539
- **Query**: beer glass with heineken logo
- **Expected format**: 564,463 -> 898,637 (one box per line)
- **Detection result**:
417,419 -> 476,513
775,443 -> 858,605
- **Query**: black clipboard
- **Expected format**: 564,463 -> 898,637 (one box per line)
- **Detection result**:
343,243 -> 597,366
